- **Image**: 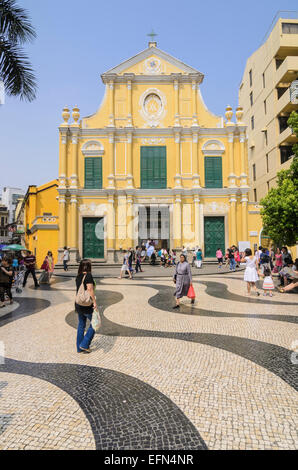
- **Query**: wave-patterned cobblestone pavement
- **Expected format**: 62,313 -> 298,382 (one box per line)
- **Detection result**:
0,272 -> 297,450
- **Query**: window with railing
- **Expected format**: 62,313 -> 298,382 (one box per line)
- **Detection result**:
277,86 -> 288,99
282,22 -> 298,34
278,115 -> 289,133
275,58 -> 284,70
280,145 -> 293,164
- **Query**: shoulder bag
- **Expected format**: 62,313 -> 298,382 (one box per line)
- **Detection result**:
75,274 -> 93,307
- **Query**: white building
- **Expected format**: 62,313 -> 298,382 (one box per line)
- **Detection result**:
1,187 -> 25,224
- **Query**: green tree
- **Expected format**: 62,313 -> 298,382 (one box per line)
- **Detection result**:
288,110 -> 298,158
0,0 -> 37,101
260,112 -> 298,246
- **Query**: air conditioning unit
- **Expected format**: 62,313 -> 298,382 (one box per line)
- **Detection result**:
290,80 -> 298,104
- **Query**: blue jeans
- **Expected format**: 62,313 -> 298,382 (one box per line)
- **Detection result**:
230,258 -> 236,271
77,312 -> 95,352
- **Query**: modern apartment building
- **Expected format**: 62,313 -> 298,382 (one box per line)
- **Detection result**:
239,16 -> 298,202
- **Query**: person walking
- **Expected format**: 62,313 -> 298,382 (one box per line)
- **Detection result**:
216,248 -> 223,268
128,247 -> 135,275
140,245 -> 146,263
22,250 -> 39,288
40,251 -> 55,284
61,246 -> 70,271
118,250 -> 133,279
274,247 -> 283,272
255,246 -> 263,268
135,246 -> 143,273
75,259 -> 97,353
228,247 -> 236,272
191,247 -> 197,267
173,254 -> 193,309
196,248 -> 203,269
0,257 -> 13,307
241,248 -> 260,296
234,248 -> 241,268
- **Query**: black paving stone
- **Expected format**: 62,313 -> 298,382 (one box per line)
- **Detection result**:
0,359 -> 207,450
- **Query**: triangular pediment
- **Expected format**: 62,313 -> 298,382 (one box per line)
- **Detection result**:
102,46 -> 203,78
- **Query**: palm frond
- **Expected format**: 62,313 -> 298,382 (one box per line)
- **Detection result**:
0,36 -> 37,101
0,0 -> 36,44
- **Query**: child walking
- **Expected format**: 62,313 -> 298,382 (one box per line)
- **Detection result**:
216,248 -> 223,268
262,266 -> 274,297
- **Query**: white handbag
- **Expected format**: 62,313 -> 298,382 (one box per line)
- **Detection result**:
91,306 -> 102,332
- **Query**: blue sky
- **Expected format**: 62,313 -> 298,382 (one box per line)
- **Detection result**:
1,0 -> 297,190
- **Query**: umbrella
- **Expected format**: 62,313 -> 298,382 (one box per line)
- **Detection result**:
0,244 -> 7,250
2,244 -> 27,251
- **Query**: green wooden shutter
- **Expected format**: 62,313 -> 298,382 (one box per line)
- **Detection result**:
85,157 -> 102,189
204,157 -> 222,188
141,146 -> 167,188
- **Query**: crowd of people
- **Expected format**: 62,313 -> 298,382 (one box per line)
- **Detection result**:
0,238 -> 297,352
0,249 -> 59,307
118,240 -> 180,279
242,245 -> 298,296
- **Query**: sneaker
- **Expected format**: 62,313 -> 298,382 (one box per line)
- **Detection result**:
172,305 -> 180,309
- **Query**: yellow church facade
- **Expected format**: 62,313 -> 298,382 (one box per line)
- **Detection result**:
56,41 -> 259,263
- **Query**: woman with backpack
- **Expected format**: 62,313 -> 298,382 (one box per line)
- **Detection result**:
75,259 -> 97,353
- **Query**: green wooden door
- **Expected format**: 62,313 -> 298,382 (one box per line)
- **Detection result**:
85,157 -> 102,189
204,217 -> 225,258
204,157 -> 222,188
83,218 -> 104,259
141,146 -> 166,188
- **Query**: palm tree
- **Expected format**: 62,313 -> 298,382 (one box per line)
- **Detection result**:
0,0 -> 37,101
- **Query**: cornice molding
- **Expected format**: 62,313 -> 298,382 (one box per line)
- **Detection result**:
102,74 -> 204,84
30,224 -> 59,233
79,127 -> 229,138
58,186 -> 251,199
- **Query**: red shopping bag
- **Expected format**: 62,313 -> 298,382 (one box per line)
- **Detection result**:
187,285 -> 196,299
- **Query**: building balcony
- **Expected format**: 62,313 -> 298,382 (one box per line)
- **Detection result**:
277,125 -> 297,146
275,56 -> 298,87
276,86 -> 297,115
